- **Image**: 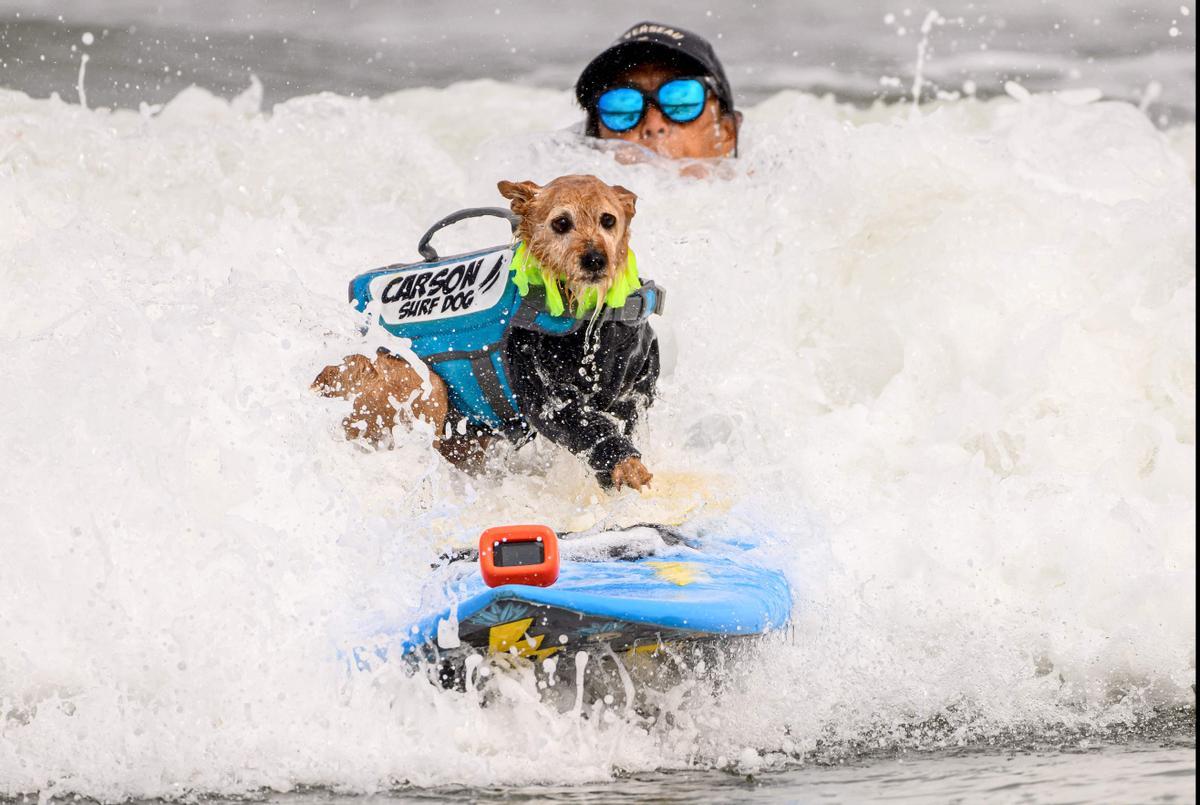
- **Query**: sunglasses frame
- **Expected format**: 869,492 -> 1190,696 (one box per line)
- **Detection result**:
593,76 -> 718,133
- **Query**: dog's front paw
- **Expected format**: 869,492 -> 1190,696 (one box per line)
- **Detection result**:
311,354 -> 376,398
610,456 -> 653,492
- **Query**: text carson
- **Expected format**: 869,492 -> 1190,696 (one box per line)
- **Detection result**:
381,257 -> 491,320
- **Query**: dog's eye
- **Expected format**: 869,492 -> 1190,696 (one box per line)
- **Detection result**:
599,213 -> 617,230
550,215 -> 573,234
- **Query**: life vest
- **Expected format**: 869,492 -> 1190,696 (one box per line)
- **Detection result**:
347,207 -> 666,434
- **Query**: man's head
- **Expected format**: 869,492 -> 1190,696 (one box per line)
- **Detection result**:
575,21 -> 740,159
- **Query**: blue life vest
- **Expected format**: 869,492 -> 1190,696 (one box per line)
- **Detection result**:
347,209 -> 665,434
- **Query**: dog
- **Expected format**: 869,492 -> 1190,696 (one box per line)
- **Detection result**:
313,175 -> 659,491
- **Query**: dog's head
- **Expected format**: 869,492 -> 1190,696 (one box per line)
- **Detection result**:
498,175 -> 637,291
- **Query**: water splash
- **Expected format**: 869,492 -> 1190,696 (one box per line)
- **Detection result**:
0,79 -> 1193,799
911,10 -> 945,108
75,53 -> 89,109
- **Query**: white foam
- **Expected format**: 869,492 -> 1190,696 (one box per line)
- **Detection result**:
0,80 -> 1193,798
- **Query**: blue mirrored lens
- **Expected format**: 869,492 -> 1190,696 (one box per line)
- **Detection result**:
597,87 -> 645,132
657,79 -> 706,122
599,110 -> 642,132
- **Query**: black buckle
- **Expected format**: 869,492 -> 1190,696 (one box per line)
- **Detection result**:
622,291 -> 650,322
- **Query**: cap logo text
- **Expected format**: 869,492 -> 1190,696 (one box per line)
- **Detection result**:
623,24 -> 685,41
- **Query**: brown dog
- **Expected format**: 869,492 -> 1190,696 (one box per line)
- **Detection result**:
313,175 -> 658,491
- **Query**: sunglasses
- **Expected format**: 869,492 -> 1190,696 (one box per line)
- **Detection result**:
595,77 -> 714,133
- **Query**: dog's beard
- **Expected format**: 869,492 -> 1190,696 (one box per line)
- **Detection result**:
565,274 -> 614,317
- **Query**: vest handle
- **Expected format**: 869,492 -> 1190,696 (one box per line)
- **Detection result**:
417,208 -> 519,262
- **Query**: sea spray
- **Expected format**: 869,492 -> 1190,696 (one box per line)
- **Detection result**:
0,80 -> 1193,798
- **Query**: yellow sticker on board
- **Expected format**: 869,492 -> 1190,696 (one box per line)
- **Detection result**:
488,618 -> 559,660
645,561 -> 709,586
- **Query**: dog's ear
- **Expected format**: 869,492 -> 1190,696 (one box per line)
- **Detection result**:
497,180 -> 541,217
611,184 -> 637,221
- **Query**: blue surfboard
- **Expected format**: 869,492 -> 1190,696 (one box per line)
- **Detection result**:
351,525 -> 792,676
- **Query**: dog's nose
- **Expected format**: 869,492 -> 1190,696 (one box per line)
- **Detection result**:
580,249 -> 607,274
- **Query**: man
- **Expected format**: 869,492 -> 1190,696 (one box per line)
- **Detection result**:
575,21 -> 741,161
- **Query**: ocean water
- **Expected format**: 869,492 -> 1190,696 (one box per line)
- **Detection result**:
0,1 -> 1196,802
0,0 -> 1195,120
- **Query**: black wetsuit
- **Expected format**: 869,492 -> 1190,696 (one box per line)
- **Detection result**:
504,319 -> 659,486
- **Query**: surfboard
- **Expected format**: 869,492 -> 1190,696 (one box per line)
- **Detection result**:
349,525 -> 792,678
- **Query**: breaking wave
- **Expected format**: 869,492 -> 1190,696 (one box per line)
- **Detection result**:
0,78 -> 1194,799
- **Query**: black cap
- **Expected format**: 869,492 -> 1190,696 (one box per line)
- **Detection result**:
575,21 -> 735,113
